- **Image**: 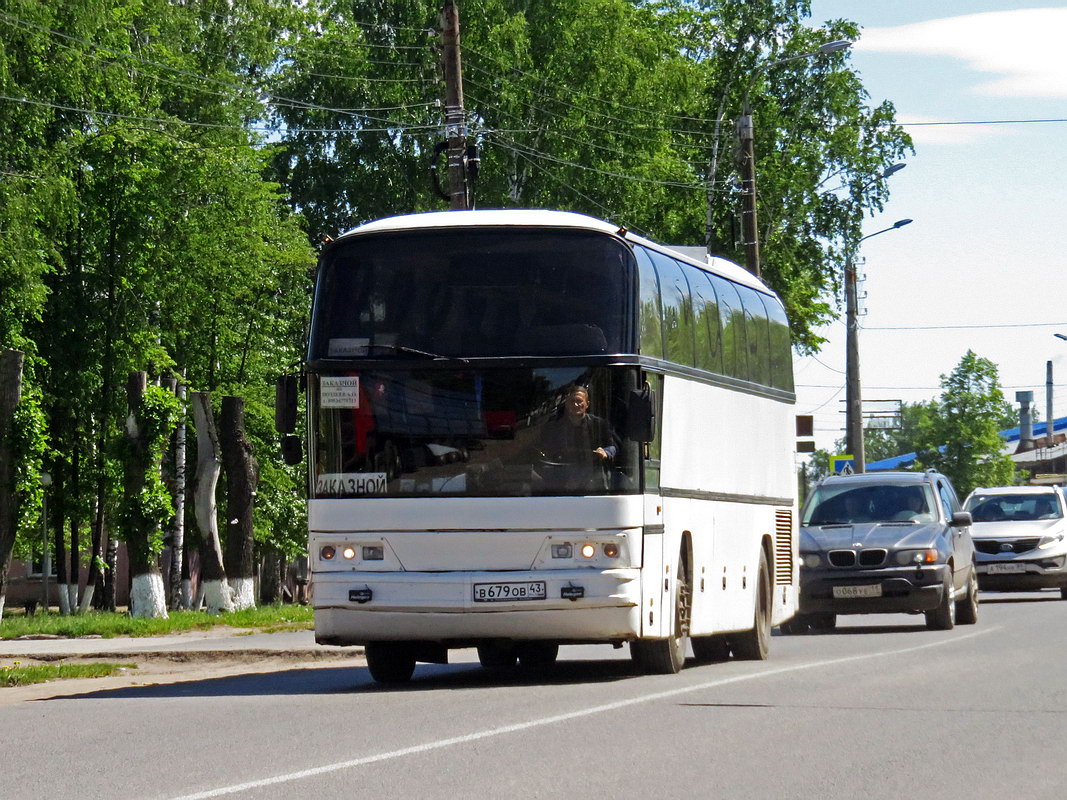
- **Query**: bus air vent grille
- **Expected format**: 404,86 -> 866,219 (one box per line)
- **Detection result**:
774,509 -> 794,586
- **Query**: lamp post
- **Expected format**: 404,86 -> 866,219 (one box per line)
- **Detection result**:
733,39 -> 851,278
845,218 -> 913,473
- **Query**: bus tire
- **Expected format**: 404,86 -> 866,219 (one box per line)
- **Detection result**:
691,634 -> 730,663
517,642 -> 559,668
630,553 -> 688,674
477,642 -> 518,669
365,643 -> 416,684
731,549 -> 771,661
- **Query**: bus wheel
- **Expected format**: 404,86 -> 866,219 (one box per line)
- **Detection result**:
731,549 -> 771,661
477,642 -> 518,669
691,634 -> 730,663
365,643 -> 416,684
517,642 -> 559,668
630,554 -> 689,674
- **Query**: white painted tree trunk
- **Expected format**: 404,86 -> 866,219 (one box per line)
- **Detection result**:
192,393 -> 232,615
67,583 -> 77,612
78,584 -> 95,614
0,594 -> 5,622
130,573 -> 168,618
181,578 -> 193,610
202,579 -> 233,614
229,577 -> 255,611
57,583 -> 71,615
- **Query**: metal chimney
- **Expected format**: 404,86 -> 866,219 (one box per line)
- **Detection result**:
1016,390 -> 1035,453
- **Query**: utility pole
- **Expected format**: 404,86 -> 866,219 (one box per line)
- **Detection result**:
736,111 -> 761,279
844,254 -> 864,473
440,0 -> 469,210
844,218 -> 912,474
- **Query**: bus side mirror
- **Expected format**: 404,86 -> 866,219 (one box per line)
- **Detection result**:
275,375 -> 298,434
626,387 -> 655,444
281,434 -> 303,466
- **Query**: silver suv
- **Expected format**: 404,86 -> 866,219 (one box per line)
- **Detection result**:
790,470 -> 979,632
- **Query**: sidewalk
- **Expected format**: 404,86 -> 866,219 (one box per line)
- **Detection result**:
0,628 -> 352,659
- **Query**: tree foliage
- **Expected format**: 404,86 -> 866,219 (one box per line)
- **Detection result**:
913,351 -> 1017,497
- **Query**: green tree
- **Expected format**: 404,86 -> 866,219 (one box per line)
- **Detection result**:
913,351 -> 1016,497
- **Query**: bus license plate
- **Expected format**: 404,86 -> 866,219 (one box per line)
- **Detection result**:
833,584 -> 882,599
473,581 -> 547,602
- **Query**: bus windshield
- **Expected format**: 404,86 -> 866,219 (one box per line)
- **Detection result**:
309,228 -> 634,359
312,366 -> 642,498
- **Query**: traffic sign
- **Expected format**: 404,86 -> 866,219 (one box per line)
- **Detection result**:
830,455 -> 855,475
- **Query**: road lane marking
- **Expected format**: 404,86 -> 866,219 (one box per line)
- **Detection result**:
171,626 -> 998,799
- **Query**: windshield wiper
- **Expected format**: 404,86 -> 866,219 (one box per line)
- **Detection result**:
368,343 -> 469,363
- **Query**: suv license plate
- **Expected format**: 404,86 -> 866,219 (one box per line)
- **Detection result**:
985,563 -> 1026,574
833,584 -> 882,599
473,581 -> 547,602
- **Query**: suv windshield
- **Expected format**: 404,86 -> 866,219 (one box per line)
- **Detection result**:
311,365 -> 642,498
964,493 -> 1062,522
803,481 -> 938,525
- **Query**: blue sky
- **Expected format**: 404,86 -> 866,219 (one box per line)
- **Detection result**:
797,2 -> 1067,452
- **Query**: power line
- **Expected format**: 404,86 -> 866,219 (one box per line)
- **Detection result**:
864,321 -> 1067,331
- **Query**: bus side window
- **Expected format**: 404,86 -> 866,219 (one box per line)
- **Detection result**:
736,285 -> 772,387
709,275 -> 747,381
762,294 -> 794,391
634,247 -> 664,359
650,252 -> 695,367
691,269 -> 724,375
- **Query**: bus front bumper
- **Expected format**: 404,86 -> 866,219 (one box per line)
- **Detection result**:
312,568 -> 642,645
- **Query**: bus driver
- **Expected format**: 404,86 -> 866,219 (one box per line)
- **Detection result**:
535,385 -> 618,492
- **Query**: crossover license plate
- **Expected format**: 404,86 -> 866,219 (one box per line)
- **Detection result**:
833,584 -> 882,599
985,563 -> 1026,574
473,581 -> 547,602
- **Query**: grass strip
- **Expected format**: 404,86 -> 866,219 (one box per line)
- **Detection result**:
0,605 -> 314,640
0,661 -> 136,687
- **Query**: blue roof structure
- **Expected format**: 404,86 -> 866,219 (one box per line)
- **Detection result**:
866,415 -> 1067,471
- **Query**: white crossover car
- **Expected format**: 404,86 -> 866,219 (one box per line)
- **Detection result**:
963,486 -> 1067,599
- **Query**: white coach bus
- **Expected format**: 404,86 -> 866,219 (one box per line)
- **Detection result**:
276,209 -> 798,683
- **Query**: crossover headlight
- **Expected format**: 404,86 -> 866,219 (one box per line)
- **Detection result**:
1039,533 -> 1065,548
894,548 -> 939,565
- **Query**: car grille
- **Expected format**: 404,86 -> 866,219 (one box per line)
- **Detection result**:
827,549 -> 887,568
859,549 -> 887,567
974,538 -> 1042,555
828,550 -> 855,567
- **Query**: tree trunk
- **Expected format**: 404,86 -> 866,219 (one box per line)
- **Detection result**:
67,445 -> 81,612
260,549 -> 281,605
168,382 -> 187,609
191,392 -> 232,613
220,396 -> 258,610
124,371 -> 168,618
0,349 -> 25,622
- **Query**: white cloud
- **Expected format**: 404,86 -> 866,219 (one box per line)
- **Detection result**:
859,8 -> 1067,99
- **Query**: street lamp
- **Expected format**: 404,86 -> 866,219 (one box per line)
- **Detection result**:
845,218 -> 913,473
734,40 -> 852,278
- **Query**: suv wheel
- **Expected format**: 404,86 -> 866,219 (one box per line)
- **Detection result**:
925,574 -> 956,630
956,567 -> 979,625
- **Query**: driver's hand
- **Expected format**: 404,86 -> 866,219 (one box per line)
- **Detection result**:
594,447 -> 608,460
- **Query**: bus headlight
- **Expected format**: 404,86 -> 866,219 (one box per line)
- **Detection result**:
320,545 -> 336,560
580,543 -> 596,559
362,545 -> 384,560
602,543 -> 620,558
551,544 -> 573,559
341,546 -> 357,560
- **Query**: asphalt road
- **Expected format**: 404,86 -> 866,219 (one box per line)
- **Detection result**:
2,590 -> 1065,800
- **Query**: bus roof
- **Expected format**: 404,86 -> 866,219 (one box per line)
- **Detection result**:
336,209 -> 775,295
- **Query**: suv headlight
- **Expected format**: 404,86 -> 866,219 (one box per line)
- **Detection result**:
1039,533 -> 1065,548
894,548 -> 939,566
801,553 -> 822,568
